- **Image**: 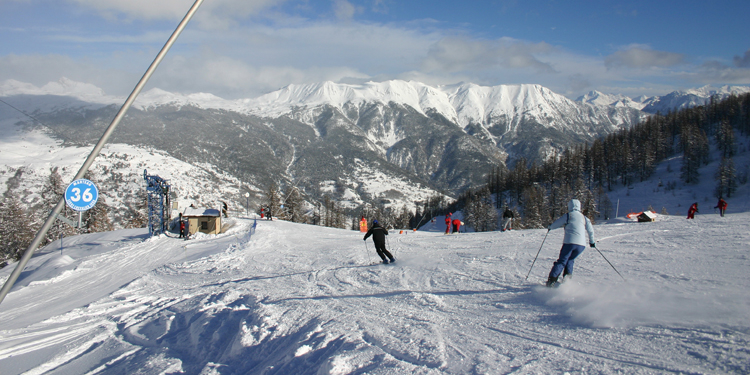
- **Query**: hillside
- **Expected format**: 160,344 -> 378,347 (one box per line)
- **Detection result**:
0,78 -> 643,205
2,78 -> 748,226
0,205 -> 748,373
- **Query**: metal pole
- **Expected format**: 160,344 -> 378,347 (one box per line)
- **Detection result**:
525,230 -> 549,280
0,0 -> 205,306
594,246 -> 626,281
616,199 -> 620,218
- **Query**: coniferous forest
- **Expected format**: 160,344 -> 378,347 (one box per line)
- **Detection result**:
458,93 -> 750,230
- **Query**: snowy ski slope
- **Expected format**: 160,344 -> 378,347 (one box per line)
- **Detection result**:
1,210 -> 748,374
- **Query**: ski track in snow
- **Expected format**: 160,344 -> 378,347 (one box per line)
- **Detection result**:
1,214 -> 749,374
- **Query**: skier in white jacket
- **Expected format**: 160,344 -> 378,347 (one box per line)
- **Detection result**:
546,199 -> 596,287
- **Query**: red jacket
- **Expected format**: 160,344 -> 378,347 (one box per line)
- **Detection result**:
715,199 -> 727,210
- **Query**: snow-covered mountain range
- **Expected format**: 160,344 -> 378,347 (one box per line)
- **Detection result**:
2,78 -> 747,219
577,85 -> 750,113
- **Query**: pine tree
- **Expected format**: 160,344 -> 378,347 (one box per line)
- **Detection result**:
0,192 -> 35,264
596,186 -> 613,220
464,188 -> 497,232
577,187 -> 599,224
264,182 -> 282,220
395,205 -> 412,229
84,198 -> 114,233
715,120 -> 736,159
520,184 -> 547,229
680,124 -> 708,184
40,167 -> 76,244
715,157 -> 737,198
81,171 -> 113,233
283,186 -> 306,223
125,190 -> 148,229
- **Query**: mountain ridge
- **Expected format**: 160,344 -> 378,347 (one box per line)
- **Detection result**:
3,78 -> 747,215
577,85 -> 750,113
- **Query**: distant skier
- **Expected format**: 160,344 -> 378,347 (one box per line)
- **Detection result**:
364,219 -> 395,264
179,213 -> 185,238
687,202 -> 698,219
221,201 -> 228,218
445,212 -> 452,234
715,198 -> 727,217
452,218 -> 462,233
545,199 -> 596,287
502,208 -> 514,231
266,206 -> 273,221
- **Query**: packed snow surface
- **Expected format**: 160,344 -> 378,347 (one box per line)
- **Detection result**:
1,211 -> 749,374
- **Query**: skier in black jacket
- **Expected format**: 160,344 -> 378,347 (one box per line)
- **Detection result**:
363,219 -> 395,264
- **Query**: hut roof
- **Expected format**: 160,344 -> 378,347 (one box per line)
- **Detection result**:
183,208 -> 220,217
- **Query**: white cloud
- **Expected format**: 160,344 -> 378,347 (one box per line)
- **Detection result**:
68,0 -> 286,28
4,3 -> 745,101
422,36 -> 557,74
0,54 -> 141,95
605,44 -> 685,69
688,60 -> 750,85
734,49 -> 750,68
150,53 -> 370,98
332,0 -> 357,21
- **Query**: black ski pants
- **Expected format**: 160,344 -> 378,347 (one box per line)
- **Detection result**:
374,241 -> 393,261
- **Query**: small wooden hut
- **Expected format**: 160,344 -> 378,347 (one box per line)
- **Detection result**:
637,211 -> 657,222
182,207 -> 222,235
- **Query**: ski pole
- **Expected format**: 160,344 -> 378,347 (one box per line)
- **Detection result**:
525,230 -> 549,280
364,240 -> 373,264
594,245 -> 626,281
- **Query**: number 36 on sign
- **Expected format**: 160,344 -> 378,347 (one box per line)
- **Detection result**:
65,179 -> 99,211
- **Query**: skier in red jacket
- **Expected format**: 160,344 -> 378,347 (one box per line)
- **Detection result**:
452,218 -> 462,233
715,198 -> 727,217
687,202 -> 698,219
445,212 -> 452,234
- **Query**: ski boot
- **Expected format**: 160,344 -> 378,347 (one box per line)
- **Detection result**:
545,276 -> 558,287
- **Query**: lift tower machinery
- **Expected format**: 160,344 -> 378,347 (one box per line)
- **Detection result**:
144,169 -> 171,236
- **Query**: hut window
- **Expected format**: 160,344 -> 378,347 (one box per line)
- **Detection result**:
201,221 -> 209,230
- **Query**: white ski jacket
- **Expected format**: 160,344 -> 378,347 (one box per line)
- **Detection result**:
548,199 -> 595,246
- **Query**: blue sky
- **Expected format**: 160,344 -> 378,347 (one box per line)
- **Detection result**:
1,0 -> 749,99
